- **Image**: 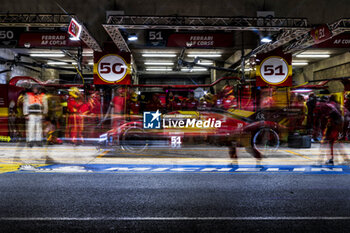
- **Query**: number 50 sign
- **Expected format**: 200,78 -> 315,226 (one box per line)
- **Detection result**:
256,54 -> 292,87
94,53 -> 131,85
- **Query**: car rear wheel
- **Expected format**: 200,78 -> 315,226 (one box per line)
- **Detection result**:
252,128 -> 279,155
121,126 -> 148,153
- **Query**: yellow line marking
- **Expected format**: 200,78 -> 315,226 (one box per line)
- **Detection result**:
117,152 -> 182,158
97,150 -> 110,158
283,150 -> 313,160
0,147 -> 97,151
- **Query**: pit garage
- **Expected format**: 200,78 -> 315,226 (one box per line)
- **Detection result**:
0,1 -> 350,232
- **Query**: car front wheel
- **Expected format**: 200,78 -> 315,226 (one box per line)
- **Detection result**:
252,128 -> 280,155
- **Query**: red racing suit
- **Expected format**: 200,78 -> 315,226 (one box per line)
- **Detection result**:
183,98 -> 198,110
66,96 -> 85,144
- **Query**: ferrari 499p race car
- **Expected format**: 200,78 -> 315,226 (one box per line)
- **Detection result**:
98,107 -> 286,158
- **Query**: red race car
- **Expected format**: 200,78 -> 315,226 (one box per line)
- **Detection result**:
98,107 -> 285,158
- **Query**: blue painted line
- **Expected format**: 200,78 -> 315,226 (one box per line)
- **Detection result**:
13,164 -> 350,174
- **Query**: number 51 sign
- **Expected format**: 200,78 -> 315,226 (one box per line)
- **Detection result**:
256,52 -> 292,87
94,52 -> 131,85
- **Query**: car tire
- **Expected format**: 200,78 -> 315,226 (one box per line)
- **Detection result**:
251,128 -> 280,155
120,126 -> 148,153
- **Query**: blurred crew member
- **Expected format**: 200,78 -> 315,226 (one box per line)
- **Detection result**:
167,94 -> 183,111
139,95 -> 147,113
322,95 -> 349,165
86,91 -> 101,138
313,96 -> 329,141
289,94 -> 306,132
183,92 -> 198,110
111,87 -> 126,128
343,94 -> 350,140
23,84 -> 48,147
306,93 -> 317,134
199,93 -> 214,111
146,93 -> 163,112
221,86 -> 236,110
66,87 -> 84,144
166,91 -> 175,112
129,93 -> 140,115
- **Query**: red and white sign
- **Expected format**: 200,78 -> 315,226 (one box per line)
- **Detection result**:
68,18 -> 82,40
18,32 -> 82,47
167,33 -> 234,48
313,33 -> 350,48
94,52 -> 131,85
310,24 -> 332,44
256,50 -> 292,87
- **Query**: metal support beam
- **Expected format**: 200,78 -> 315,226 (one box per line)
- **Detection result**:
106,15 -> 309,31
284,18 -> 350,54
103,25 -> 130,52
0,13 -> 102,52
249,29 -> 308,56
0,13 -> 71,27
79,25 -> 102,52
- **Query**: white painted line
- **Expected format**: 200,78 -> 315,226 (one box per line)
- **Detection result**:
1,217 -> 350,221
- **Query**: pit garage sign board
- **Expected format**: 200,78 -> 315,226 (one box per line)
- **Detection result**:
68,18 -> 82,40
256,51 -> 292,87
93,52 -> 131,85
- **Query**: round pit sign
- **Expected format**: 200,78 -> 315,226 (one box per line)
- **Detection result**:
259,56 -> 290,85
97,54 -> 129,83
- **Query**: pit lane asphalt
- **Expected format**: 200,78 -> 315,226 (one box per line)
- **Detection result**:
0,143 -> 350,232
0,172 -> 350,233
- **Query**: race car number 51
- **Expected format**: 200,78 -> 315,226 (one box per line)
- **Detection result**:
259,56 -> 289,85
97,54 -> 129,83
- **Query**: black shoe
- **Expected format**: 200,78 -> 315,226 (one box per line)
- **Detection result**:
36,141 -> 43,147
27,142 -> 33,148
325,159 -> 334,165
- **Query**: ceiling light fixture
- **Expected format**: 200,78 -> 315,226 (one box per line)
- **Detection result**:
292,62 -> 309,66
187,54 -> 221,58
144,62 -> 174,65
30,53 -> 65,57
47,62 -> 68,65
261,37 -> 272,43
142,54 -> 177,57
296,54 -> 330,58
146,68 -> 173,71
128,34 -> 138,41
181,68 -> 208,72
197,62 -> 214,65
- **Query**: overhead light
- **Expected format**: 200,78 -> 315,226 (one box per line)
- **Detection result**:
240,68 -> 254,72
261,37 -> 272,43
30,53 -> 65,57
47,62 -> 68,65
292,62 -> 309,66
187,54 -> 221,58
144,62 -> 174,65
142,53 -> 177,57
293,89 -> 313,93
197,61 -> 214,65
296,54 -> 330,58
128,34 -> 138,41
146,68 -> 173,71
181,68 -> 208,72
69,36 -> 80,41
88,62 -> 94,65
